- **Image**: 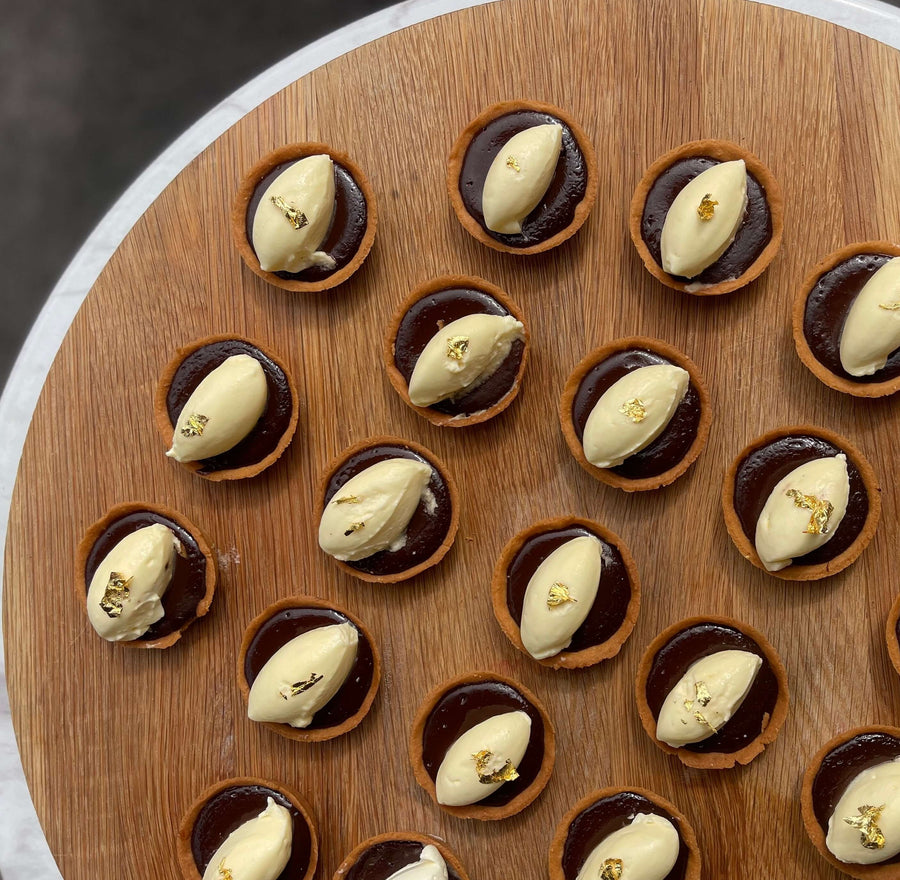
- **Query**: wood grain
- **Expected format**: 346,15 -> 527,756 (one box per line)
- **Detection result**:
5,0 -> 900,877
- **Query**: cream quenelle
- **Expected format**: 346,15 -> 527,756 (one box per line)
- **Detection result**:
383,845 -> 448,880
839,257 -> 900,377
574,813 -> 680,880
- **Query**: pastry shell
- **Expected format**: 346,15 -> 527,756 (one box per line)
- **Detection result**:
333,831 -> 471,880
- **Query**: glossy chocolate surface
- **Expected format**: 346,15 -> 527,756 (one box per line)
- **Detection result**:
561,791 -> 688,880
323,444 -> 453,577
344,841 -> 463,880
84,510 -> 206,641
243,606 -> 374,730
571,348 -> 701,479
644,622 -> 779,754
190,784 -> 312,878
803,252 -> 900,382
505,525 -> 631,653
246,159 -> 367,281
733,434 -> 869,566
458,109 -> 588,247
165,339 -> 293,474
393,287 -> 524,416
421,680 -> 544,807
640,156 -> 772,284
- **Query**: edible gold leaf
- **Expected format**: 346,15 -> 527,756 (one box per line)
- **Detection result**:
844,804 -> 886,850
506,155 -> 521,172
334,495 -> 359,505
446,335 -> 470,361
785,488 -> 834,535
619,398 -> 646,423
697,193 -> 718,221
879,302 -> 900,310
547,582 -> 577,608
472,749 -> 520,784
600,860 -> 624,880
694,680 -> 712,707
684,682 -> 717,732
271,194 -> 309,230
344,521 -> 365,536
281,672 -> 323,700
99,572 -> 132,619
180,413 -> 208,438
216,860 -> 234,880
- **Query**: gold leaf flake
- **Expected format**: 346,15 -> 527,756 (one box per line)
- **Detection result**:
697,193 -> 718,221
280,672 -> 323,700
271,194 -> 309,230
472,749 -> 520,784
446,335 -> 470,361
99,572 -> 132,619
180,413 -> 208,438
547,582 -> 577,608
600,860 -> 624,880
217,860 -> 234,880
844,804 -> 886,850
344,521 -> 365,536
619,398 -> 646,423
879,302 -> 900,310
334,495 -> 359,505
684,681 -> 717,732
506,155 -> 521,172
694,680 -> 712,707
785,489 -> 834,535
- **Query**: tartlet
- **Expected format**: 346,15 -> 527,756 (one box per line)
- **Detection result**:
231,141 -> 377,292
334,831 -> 471,880
629,139 -> 783,296
383,274 -> 530,427
887,593 -> 900,678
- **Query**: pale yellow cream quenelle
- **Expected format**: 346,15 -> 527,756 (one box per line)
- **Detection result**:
575,813 -> 680,880
840,256 -> 900,377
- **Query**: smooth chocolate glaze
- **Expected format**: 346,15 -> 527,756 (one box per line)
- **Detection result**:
323,444 -> 453,577
644,622 -> 779,754
561,791 -> 689,880
571,348 -> 701,479
803,252 -> 900,382
458,109 -> 588,247
165,339 -> 293,474
344,841 -> 463,880
246,159 -> 367,281
84,510 -> 206,641
190,784 -> 312,879
640,156 -> 772,285
732,434 -> 869,567
243,606 -> 375,730
420,680 -> 545,807
393,287 -> 525,417
505,525 -> 631,653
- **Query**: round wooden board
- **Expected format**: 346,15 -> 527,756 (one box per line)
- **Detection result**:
6,0 -> 900,877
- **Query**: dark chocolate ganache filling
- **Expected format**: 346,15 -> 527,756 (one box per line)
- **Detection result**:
571,348 -> 701,479
640,156 -> 772,285
420,680 -> 545,808
803,252 -> 900,383
165,339 -> 293,475
458,109 -> 588,247
190,783 -> 312,879
243,606 -> 375,730
644,622 -> 779,754
84,510 -> 207,641
393,287 -> 525,417
343,841 -> 463,880
562,791 -> 689,880
732,434 -> 869,567
505,525 -> 632,652
246,159 -> 367,281
323,444 -> 453,577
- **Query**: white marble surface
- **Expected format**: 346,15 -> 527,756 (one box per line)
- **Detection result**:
1,0 -> 899,877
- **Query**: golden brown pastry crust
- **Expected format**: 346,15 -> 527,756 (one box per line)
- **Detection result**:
634,614 -> 789,770
75,501 -> 216,650
333,831 -> 471,880
231,142 -> 377,292
721,424 -> 881,581
383,274 -> 530,427
236,596 -> 381,743
558,336 -> 712,492
490,515 -> 640,669
408,670 -> 556,820
446,100 -> 598,255
628,138 -> 784,296
887,593 -> 900,677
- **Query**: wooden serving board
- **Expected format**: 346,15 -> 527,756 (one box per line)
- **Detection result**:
6,0 -> 900,876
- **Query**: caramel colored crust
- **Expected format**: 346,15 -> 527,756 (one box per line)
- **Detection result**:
634,614 -> 789,770
800,726 -> 900,880
547,785 -> 702,880
315,434 -> 460,584
721,424 -> 882,581
75,501 -> 216,650
333,831 -> 471,880
558,336 -> 712,492
490,516 -> 641,669
408,670 -> 556,820
628,138 -> 784,296
792,241 -> 900,397
231,142 -> 377,292
446,100 -> 598,255
175,776 -> 318,880
383,274 -> 530,427
154,333 -> 299,482
886,593 -> 900,678
236,596 -> 382,743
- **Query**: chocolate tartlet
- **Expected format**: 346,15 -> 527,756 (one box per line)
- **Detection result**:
334,832 -> 471,880
155,334 -> 299,481
635,615 -> 789,769
793,242 -> 900,397
238,596 -> 381,743
232,142 -> 377,293
887,593 -> 900,678
76,501 -> 216,649
629,139 -> 783,296
408,670 -> 555,820
384,274 -> 529,426
491,516 -> 640,668
559,336 -> 711,491
548,786 -> 702,880
447,100 -> 598,255
722,426 -> 881,581
176,776 -> 317,880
